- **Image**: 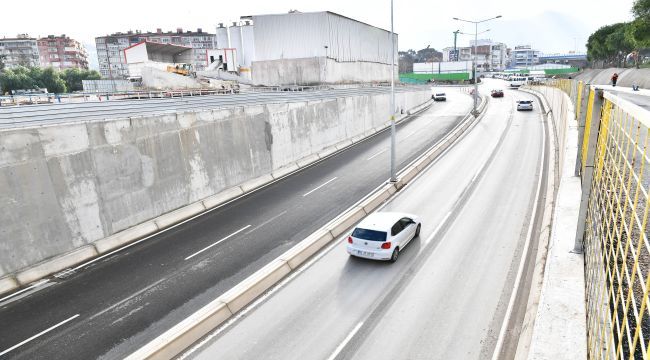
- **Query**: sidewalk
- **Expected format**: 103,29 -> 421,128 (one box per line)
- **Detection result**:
525,91 -> 587,359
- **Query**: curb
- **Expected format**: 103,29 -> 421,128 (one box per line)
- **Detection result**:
0,94 -> 433,298
126,95 -> 488,360
511,87 -> 559,359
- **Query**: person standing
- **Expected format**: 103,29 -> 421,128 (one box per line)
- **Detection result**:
612,72 -> 619,87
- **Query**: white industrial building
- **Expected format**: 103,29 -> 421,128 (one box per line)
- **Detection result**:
211,11 -> 398,86
413,60 -> 472,74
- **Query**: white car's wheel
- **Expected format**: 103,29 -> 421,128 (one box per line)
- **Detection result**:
390,248 -> 399,263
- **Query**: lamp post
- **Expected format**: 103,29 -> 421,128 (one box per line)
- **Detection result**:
453,15 -> 502,116
389,0 -> 397,182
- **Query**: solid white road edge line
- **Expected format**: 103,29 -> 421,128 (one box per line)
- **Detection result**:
490,111 -> 547,360
424,211 -> 452,245
245,211 -> 288,234
325,321 -> 364,360
366,148 -> 388,161
184,225 -> 252,261
303,177 -> 338,197
0,279 -> 49,304
0,314 -> 80,356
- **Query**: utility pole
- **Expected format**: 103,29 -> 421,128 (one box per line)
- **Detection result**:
453,30 -> 460,61
453,15 -> 502,116
389,0 -> 396,183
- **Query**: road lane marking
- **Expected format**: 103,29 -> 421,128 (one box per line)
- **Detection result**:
366,148 -> 387,161
178,232 -> 346,359
424,211 -> 452,245
0,314 -> 80,356
245,211 -> 288,234
185,225 -> 252,261
326,321 -> 364,360
491,103 -> 547,360
0,279 -> 49,304
88,277 -> 167,321
402,131 -> 417,140
303,177 -> 338,197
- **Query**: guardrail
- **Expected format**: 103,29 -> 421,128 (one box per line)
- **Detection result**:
542,79 -> 650,359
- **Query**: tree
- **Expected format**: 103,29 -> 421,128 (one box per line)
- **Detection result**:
0,66 -> 38,94
61,68 -> 101,92
38,67 -> 67,93
399,50 -> 415,73
0,55 -> 6,72
587,23 -> 634,66
633,0 -> 650,18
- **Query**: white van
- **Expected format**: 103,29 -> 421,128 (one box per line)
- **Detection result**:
509,76 -> 527,88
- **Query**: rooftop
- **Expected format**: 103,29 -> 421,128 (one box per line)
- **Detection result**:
98,28 -> 213,38
249,10 -> 397,35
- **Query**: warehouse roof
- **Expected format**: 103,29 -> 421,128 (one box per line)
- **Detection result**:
245,11 -> 397,35
124,41 -> 191,56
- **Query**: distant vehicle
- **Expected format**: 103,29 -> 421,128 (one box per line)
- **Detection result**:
491,89 -> 504,98
517,100 -> 534,111
509,76 -> 527,88
433,92 -> 447,101
347,212 -> 421,262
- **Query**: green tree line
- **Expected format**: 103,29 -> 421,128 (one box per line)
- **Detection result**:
0,64 -> 101,94
587,0 -> 650,66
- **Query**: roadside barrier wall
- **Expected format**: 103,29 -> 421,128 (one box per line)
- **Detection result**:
0,89 -> 429,291
544,79 -> 650,359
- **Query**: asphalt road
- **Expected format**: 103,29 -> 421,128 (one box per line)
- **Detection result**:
0,90 -> 471,359
0,86 -> 426,129
184,79 -> 548,360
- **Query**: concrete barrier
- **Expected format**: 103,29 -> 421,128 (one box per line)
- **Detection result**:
154,203 -> 206,230
201,187 -> 245,209
0,88 -> 432,291
16,245 -> 98,285
126,94 -> 485,360
94,222 -> 159,254
0,276 -> 18,296
279,229 -> 334,270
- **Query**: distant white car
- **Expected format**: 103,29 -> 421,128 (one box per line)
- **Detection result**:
517,100 -> 534,111
433,92 -> 447,101
347,212 -> 421,262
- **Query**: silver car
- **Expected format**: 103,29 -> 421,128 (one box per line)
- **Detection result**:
516,100 -> 533,111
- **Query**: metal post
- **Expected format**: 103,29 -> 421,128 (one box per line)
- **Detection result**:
473,22 -> 478,115
389,0 -> 397,183
574,88 -> 604,253
574,82 -> 590,176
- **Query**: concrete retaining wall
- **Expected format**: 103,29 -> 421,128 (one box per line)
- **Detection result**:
575,68 -> 650,89
252,57 -> 396,86
0,89 -> 429,283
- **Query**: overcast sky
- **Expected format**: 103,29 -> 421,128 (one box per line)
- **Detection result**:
1,0 -> 636,69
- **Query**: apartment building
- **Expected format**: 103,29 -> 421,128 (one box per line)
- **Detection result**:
510,45 -> 540,68
37,35 -> 89,70
442,39 -> 508,71
95,28 -> 215,79
0,34 -> 40,69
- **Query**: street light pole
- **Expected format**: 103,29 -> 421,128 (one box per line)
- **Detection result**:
390,0 -> 396,182
474,22 -> 478,114
453,15 -> 502,116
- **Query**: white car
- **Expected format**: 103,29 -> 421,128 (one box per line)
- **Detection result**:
433,92 -> 447,101
347,212 -> 421,262
517,100 -> 534,111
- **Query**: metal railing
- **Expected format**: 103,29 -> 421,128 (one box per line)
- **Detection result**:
545,78 -> 650,359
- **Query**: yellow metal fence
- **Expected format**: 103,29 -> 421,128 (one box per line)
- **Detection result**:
548,79 -> 650,359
